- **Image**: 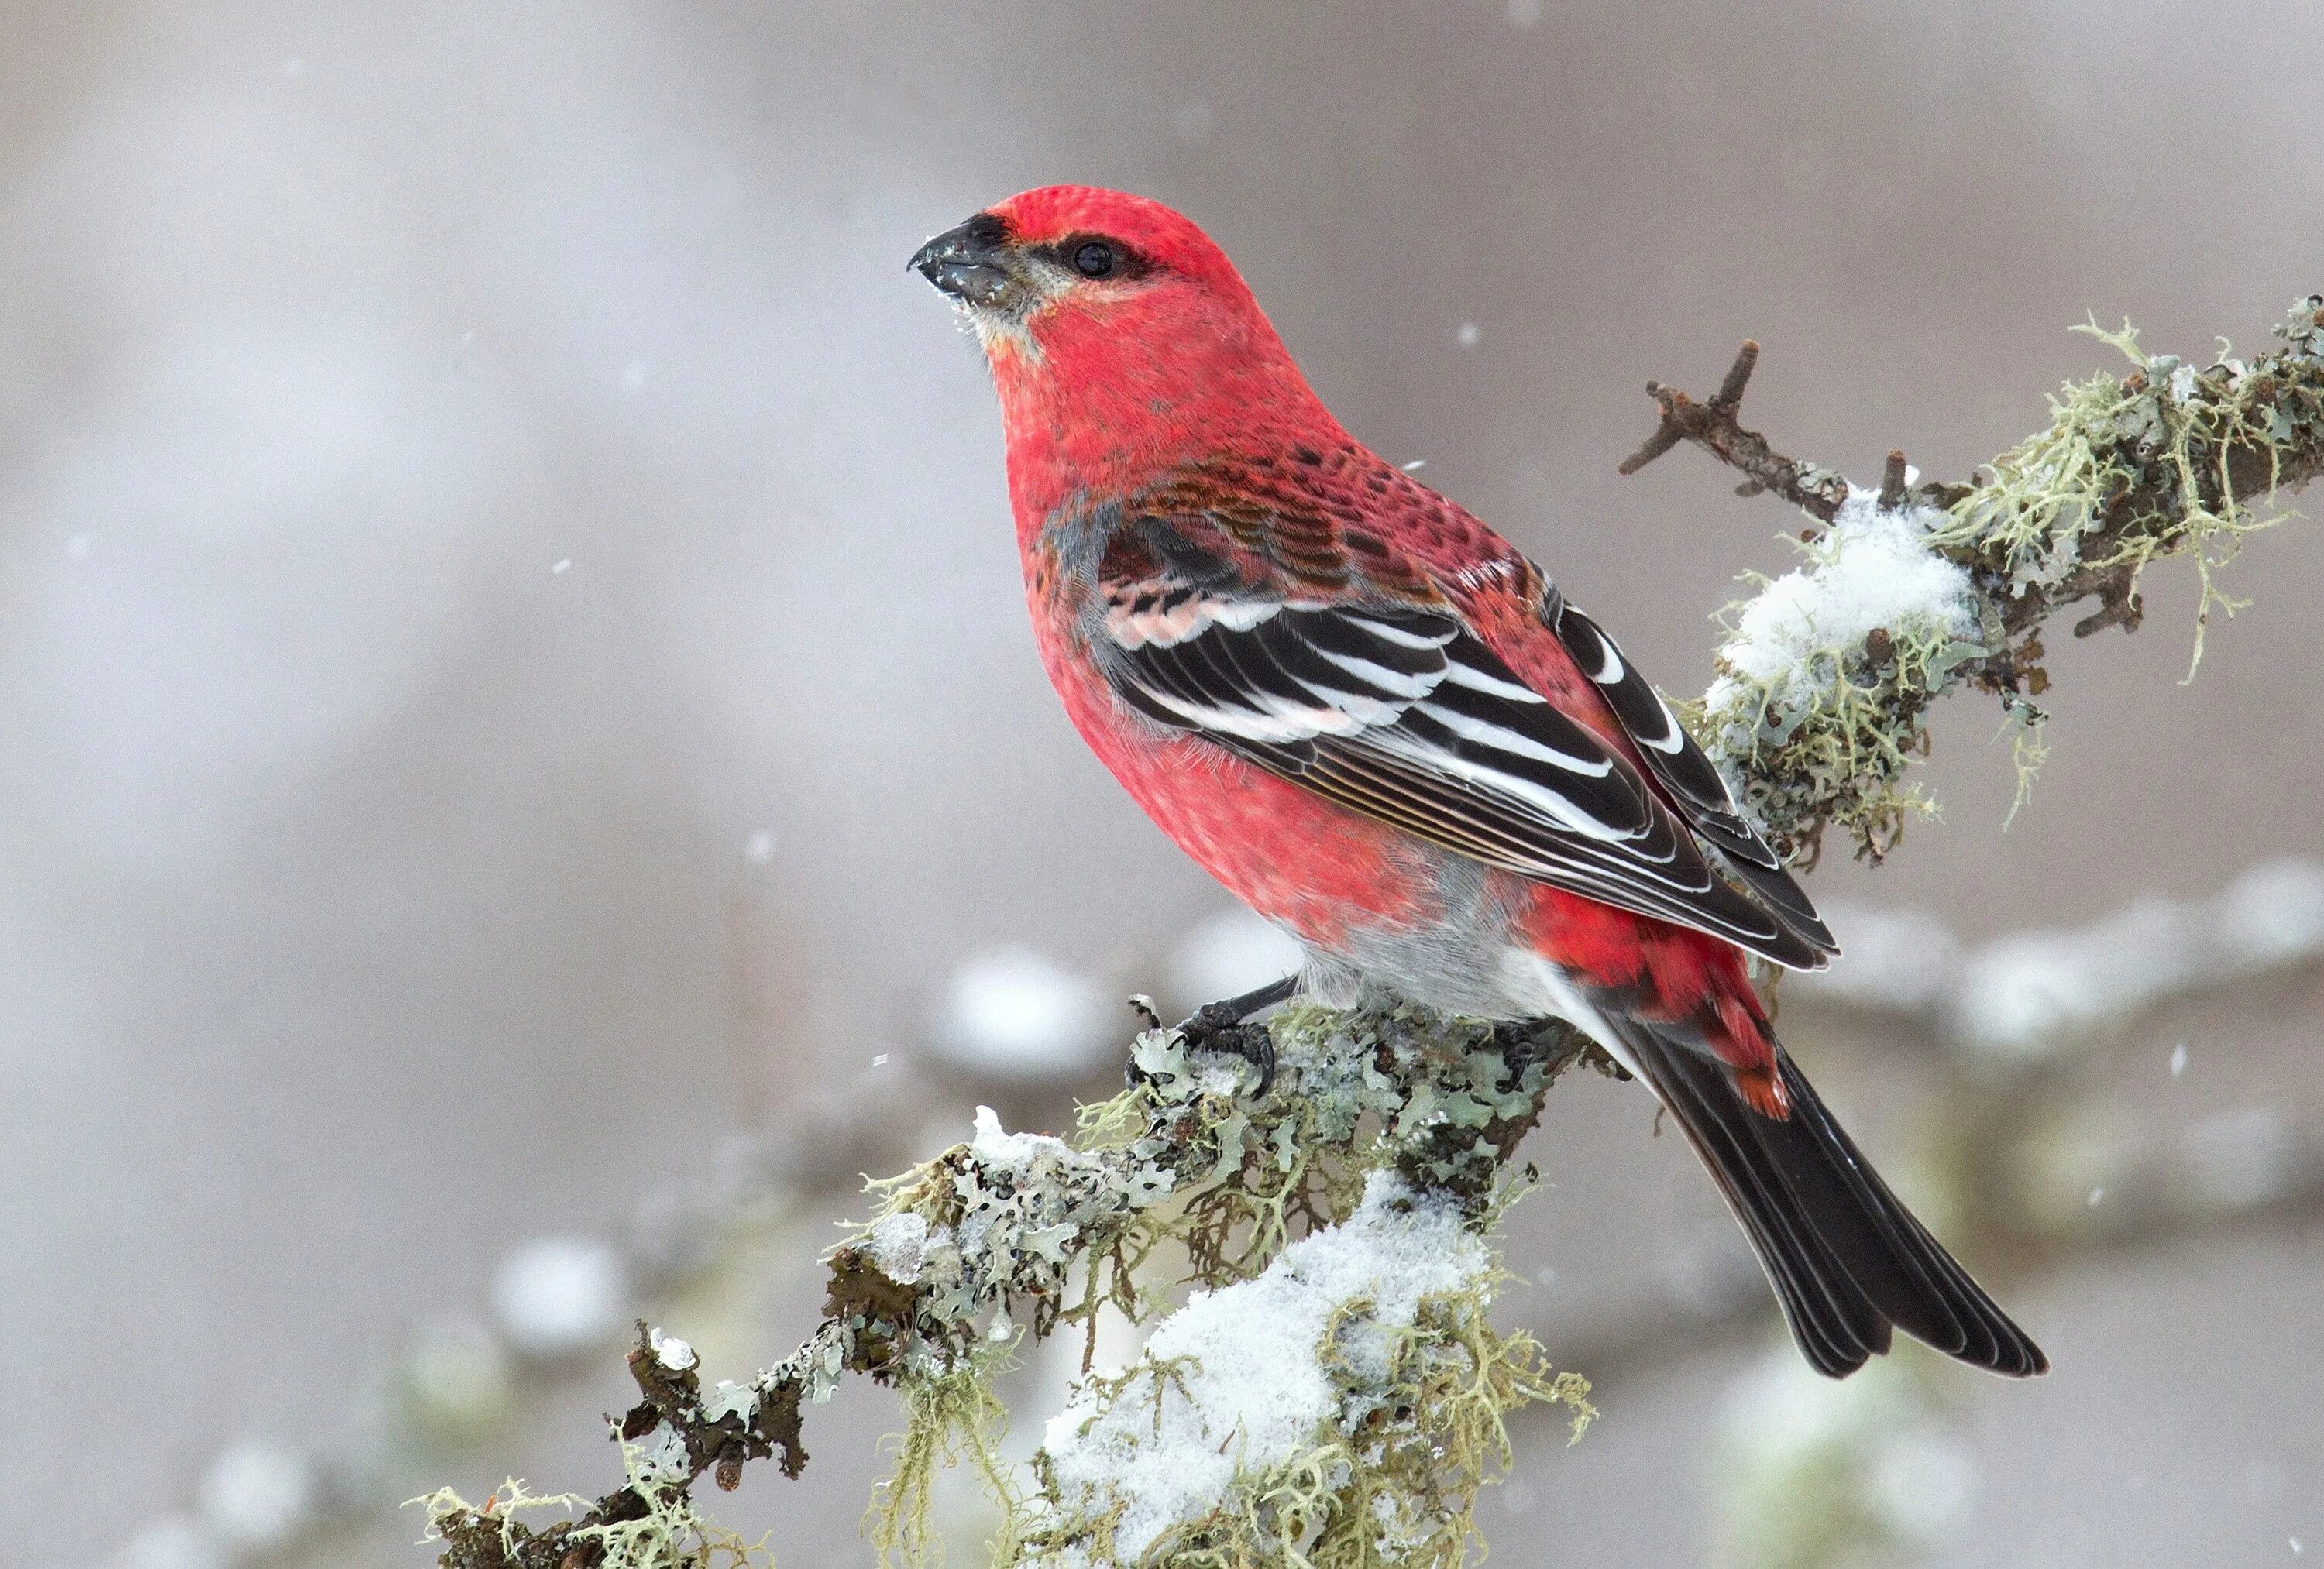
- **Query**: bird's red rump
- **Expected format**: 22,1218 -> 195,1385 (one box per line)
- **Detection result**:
1510,881 -> 1779,1077
1712,987 -> 1788,1115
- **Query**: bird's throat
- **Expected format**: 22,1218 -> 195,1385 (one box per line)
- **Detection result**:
990,315 -> 1338,549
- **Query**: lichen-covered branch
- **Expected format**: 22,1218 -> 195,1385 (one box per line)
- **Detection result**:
418,1010 -> 1611,1569
1630,297 -> 2324,863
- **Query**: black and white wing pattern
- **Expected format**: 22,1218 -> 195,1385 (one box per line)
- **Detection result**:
1544,590 -> 1837,960
1094,547 -> 1832,970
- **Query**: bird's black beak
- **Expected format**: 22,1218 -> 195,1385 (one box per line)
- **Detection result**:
909,213 -> 1021,311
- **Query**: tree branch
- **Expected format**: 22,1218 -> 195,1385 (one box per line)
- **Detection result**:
1635,297 -> 2324,863
419,1014 -> 1617,1567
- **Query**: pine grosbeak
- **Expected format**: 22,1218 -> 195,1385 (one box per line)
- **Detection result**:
912,186 -> 2044,1379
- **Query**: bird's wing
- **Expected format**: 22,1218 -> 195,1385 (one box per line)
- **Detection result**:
1542,590 -> 1837,960
1089,516 -> 1830,970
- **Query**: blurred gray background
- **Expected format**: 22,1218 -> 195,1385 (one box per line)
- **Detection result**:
4,2 -> 2320,1564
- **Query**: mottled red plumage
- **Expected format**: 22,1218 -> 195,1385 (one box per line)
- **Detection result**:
911,185 -> 2044,1379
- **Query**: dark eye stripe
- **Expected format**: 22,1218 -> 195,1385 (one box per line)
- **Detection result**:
1033,233 -> 1154,282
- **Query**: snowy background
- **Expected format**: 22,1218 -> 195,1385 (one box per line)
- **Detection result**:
3,1 -> 2321,1564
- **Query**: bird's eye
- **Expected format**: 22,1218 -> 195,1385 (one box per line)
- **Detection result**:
1072,241 -> 1116,278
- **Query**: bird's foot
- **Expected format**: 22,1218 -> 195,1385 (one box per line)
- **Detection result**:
1124,990 -> 1284,1099
1175,1001 -> 1279,1098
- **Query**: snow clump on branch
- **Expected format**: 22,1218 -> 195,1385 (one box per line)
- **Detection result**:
1028,1172 -> 1489,1562
1693,485 -> 1985,861
1704,485 -> 1977,725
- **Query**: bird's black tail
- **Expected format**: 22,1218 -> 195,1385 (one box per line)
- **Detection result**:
1613,1020 -> 2048,1379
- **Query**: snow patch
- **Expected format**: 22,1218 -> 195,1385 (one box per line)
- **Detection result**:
867,1210 -> 933,1285
1707,487 -> 1976,719
971,1104 -> 1072,1175
1037,1172 -> 1486,1560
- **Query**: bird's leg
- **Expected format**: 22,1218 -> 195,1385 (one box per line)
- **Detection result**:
1127,973 -> 1299,1097
1192,972 -> 1302,1022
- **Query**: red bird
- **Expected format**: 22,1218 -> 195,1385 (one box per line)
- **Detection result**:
912,186 -> 2045,1380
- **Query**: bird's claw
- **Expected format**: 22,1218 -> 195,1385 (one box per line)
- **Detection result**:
1177,1001 -> 1278,1098
1120,996 -> 1278,1098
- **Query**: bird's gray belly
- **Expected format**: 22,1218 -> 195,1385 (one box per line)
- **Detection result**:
1284,856 -> 1569,1025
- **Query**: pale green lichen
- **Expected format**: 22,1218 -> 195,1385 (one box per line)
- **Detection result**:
837,1005 -> 1604,1569
1690,492 -> 1986,863
413,1444 -> 776,1569
1700,296 -> 2324,863
1932,315 -> 2294,676
1002,1173 -> 1592,1569
411,1479 -> 593,1566
869,1354 -> 1021,1569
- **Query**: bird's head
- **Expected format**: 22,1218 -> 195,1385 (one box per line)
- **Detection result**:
910,186 -> 1263,357
911,187 -> 1330,505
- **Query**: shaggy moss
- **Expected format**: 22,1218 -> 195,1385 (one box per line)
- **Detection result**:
1012,1303 -> 1588,1569
870,1354 -> 1020,1568
1691,493 -> 1985,863
414,1444 -> 775,1569
1932,317 -> 2293,674
1693,599 -> 1973,864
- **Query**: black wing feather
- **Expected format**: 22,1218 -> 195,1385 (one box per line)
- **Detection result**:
1547,596 -> 1838,960
1097,588 -> 1827,970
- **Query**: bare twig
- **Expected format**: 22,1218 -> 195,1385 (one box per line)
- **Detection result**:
1875,449 -> 1910,512
1618,340 -> 1852,520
